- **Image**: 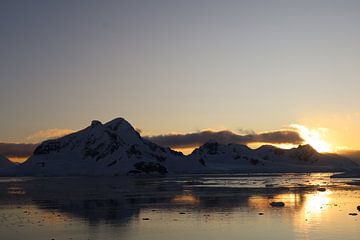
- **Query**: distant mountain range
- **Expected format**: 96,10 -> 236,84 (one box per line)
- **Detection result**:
0,118 -> 358,176
189,141 -> 357,173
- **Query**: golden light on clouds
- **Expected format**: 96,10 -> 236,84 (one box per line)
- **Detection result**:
298,112 -> 360,152
172,147 -> 196,155
290,124 -> 333,153
173,124 -> 336,154
25,128 -> 75,143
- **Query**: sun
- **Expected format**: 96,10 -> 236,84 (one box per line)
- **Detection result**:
291,124 -> 333,153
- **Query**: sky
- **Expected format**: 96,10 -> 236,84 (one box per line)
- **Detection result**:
1,0 -> 360,157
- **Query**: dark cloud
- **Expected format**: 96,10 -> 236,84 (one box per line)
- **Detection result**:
0,143 -> 38,158
0,129 -> 304,158
146,129 -> 304,148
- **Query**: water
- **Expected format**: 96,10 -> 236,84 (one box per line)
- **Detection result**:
0,173 -> 359,240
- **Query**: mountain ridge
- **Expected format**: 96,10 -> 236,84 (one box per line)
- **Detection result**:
1,118 -> 202,176
0,117 -> 357,176
188,141 -> 357,173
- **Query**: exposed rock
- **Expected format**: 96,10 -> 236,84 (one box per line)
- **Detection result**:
91,120 -> 102,127
0,118 -> 203,176
134,161 -> 168,175
270,202 -> 285,207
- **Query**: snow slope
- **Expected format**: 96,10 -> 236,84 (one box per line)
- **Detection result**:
1,118 -> 204,176
0,156 -> 15,169
188,142 -> 358,173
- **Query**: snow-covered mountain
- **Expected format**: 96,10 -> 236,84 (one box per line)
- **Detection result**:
0,117 -> 357,176
1,118 -> 204,176
0,156 -> 15,169
188,142 -> 358,172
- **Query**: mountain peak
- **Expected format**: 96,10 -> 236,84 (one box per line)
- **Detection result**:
91,120 -> 102,127
256,145 -> 278,151
104,117 -> 133,131
1,118 -> 357,176
4,116 -> 205,176
296,144 -> 318,154
105,117 -> 126,124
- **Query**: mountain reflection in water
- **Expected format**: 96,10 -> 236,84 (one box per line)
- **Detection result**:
0,173 -> 359,240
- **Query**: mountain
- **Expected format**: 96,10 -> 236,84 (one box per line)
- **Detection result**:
0,117 -> 357,176
1,118 -> 204,176
331,150 -> 360,178
0,156 -> 15,169
336,150 -> 360,165
188,142 -> 358,172
331,169 -> 360,178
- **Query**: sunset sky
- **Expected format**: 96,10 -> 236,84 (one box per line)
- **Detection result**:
1,0 -> 360,157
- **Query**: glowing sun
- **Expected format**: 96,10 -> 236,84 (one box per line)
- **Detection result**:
291,124 -> 333,153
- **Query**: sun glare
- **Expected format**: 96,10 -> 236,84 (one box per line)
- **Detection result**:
304,191 -> 331,214
291,124 -> 333,153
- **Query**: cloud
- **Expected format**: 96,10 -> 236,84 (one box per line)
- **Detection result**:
0,128 -> 75,158
0,127 -> 304,159
25,128 -> 75,143
289,124 -> 333,152
145,129 -> 304,148
0,143 -> 38,158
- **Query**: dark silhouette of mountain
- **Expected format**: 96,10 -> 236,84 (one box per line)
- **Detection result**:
0,118 -> 357,176
0,118 -> 203,176
0,155 -> 15,168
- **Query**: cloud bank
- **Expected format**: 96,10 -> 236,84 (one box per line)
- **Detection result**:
0,128 -> 74,158
146,129 -> 304,148
0,143 -> 38,158
25,128 -> 75,144
1,128 -> 304,159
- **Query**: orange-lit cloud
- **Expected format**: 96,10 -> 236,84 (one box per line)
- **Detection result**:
0,128 -> 75,161
290,124 -> 333,153
0,143 -> 37,158
297,112 -> 360,152
25,128 -> 75,144
146,129 -> 304,149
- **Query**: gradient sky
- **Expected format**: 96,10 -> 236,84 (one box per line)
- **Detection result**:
1,0 -> 359,151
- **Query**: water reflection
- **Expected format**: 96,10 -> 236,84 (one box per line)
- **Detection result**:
304,191 -> 331,214
248,192 -> 305,210
171,192 -> 200,205
0,174 -> 359,240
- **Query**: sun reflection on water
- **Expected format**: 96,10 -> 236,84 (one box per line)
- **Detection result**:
304,191 -> 331,214
171,193 -> 200,205
248,193 -> 304,209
